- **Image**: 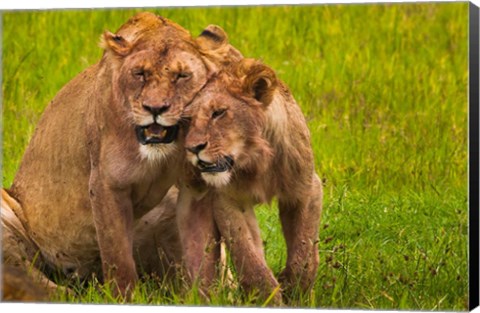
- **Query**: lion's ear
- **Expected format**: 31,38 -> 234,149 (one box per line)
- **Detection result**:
196,25 -> 243,74
100,31 -> 132,57
242,60 -> 278,106
196,25 -> 229,51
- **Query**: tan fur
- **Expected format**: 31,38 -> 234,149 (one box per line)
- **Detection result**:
2,12 -> 242,297
181,59 -> 323,305
1,265 -> 48,302
1,190 -> 62,292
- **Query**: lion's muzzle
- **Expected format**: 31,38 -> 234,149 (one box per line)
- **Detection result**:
197,156 -> 234,173
135,123 -> 179,145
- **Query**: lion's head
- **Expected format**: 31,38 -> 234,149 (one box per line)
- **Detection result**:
184,59 -> 278,188
101,12 -> 242,160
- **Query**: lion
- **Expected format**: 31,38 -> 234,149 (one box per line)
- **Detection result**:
1,265 -> 48,302
178,58 -> 323,305
1,12 -> 242,297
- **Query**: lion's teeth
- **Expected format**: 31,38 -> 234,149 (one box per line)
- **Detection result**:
145,128 -> 167,139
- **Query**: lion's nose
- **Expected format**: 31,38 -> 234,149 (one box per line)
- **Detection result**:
186,142 -> 207,154
143,103 -> 169,116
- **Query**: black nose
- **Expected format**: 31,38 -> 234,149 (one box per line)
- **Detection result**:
143,103 -> 169,116
186,142 -> 207,154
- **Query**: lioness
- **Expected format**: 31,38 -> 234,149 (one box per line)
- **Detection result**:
2,12 -> 242,296
179,59 -> 323,304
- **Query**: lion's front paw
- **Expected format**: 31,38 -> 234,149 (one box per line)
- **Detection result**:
278,263 -> 317,299
105,264 -> 138,301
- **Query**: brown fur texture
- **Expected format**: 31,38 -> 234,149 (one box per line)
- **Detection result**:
180,59 -> 323,305
1,265 -> 48,302
2,12 -> 242,297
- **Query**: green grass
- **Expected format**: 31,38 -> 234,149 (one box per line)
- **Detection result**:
2,3 -> 469,310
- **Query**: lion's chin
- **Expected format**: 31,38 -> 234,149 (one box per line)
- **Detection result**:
135,124 -> 179,145
139,144 -> 178,164
201,172 -> 232,188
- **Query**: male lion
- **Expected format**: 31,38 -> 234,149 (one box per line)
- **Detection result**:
179,58 -> 323,304
1,12 -> 241,297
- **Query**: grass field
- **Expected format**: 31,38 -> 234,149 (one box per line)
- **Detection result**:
1,3 -> 469,310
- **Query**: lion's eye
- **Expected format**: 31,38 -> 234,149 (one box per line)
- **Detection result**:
176,72 -> 192,82
212,109 -> 226,119
132,69 -> 146,81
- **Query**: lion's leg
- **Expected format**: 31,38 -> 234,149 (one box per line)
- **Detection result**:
213,203 -> 282,306
1,189 -> 60,293
2,264 -> 49,302
243,207 -> 265,260
278,174 -> 323,295
176,188 -> 220,297
133,187 -> 182,281
88,171 -> 138,297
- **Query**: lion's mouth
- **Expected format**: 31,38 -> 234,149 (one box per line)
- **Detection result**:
135,124 -> 179,145
197,156 -> 234,173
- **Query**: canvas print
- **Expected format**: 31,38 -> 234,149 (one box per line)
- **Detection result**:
1,2 -> 471,310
